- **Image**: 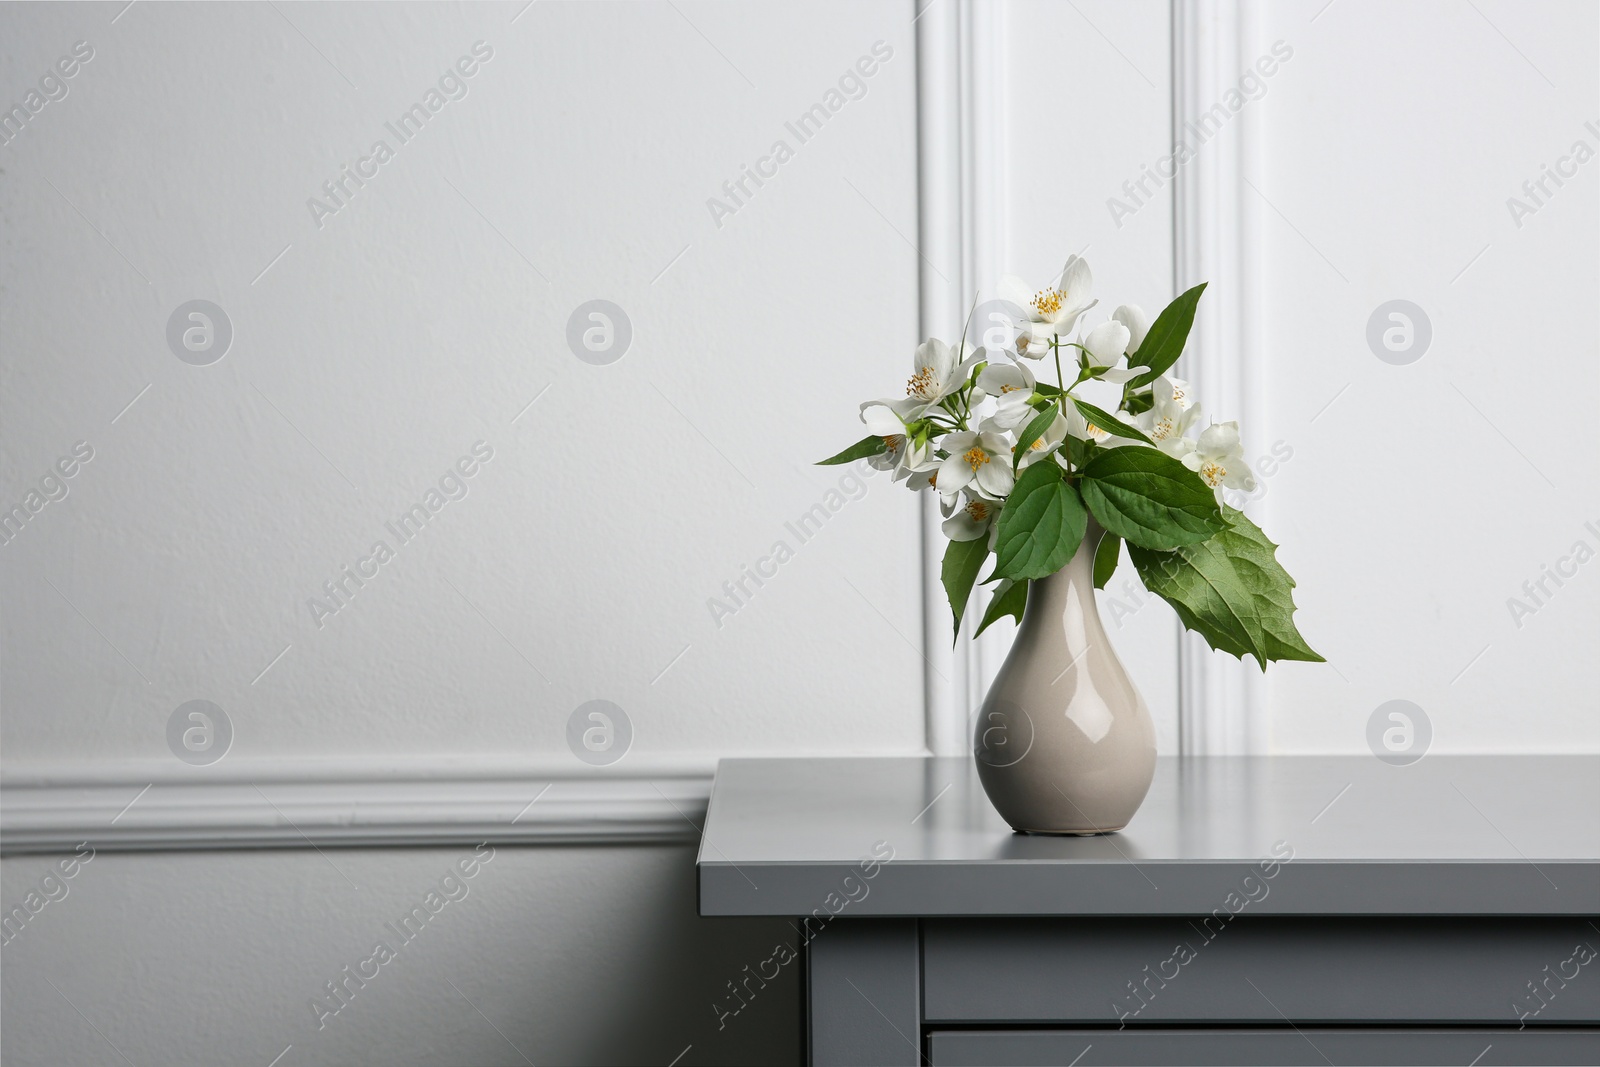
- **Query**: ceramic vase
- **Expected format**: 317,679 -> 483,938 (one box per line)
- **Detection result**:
973,522 -> 1157,834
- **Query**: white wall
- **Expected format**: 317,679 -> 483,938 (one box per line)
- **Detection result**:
0,0 -> 925,769
1251,0 -> 1599,753
3,1 -> 920,1064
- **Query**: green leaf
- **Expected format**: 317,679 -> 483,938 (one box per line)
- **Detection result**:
993,462 -> 1088,580
1128,282 -> 1206,388
1127,508 -> 1323,670
1124,391 -> 1155,416
1093,530 -> 1122,589
1063,436 -> 1099,472
1078,446 -> 1224,551
974,577 -> 1029,638
1012,405 -> 1059,469
941,536 -> 990,641
817,435 -> 887,466
1070,399 -> 1152,444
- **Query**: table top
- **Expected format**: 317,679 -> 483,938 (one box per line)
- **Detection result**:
697,755 -> 1600,917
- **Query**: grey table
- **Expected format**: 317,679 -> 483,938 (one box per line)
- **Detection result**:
697,756 -> 1600,1066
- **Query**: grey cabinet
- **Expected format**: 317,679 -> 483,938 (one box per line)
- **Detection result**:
698,756 -> 1600,1066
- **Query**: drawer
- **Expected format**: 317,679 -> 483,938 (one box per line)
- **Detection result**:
924,917 -> 1600,1024
928,1028 -> 1600,1066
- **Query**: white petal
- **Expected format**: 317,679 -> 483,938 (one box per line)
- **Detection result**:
942,430 -> 977,452
974,458 -> 1015,497
938,451 -> 975,491
915,338 -> 952,379
1061,403 -> 1093,441
976,430 -> 1012,454
1165,376 -> 1195,410
1112,304 -> 1151,354
1056,297 -> 1098,336
942,499 -> 994,541
1159,437 -> 1194,460
1197,421 -> 1241,458
859,402 -> 904,435
1097,366 -> 1142,384
1014,327 -> 1050,359
1223,466 -> 1257,491
887,396 -> 932,420
976,363 -> 1028,395
1084,320 -> 1132,366
1058,255 -> 1093,304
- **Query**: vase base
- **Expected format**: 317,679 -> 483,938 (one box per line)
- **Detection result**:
1014,826 -> 1126,836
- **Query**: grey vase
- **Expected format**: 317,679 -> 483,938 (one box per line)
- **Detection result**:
973,521 -> 1156,834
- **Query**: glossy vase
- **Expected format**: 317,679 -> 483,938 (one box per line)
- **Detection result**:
973,521 -> 1156,834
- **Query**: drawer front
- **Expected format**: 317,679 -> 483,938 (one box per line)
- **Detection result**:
928,1029 -> 1600,1066
924,917 -> 1600,1024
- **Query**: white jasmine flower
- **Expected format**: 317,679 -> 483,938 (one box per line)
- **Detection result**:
861,338 -> 979,426
865,430 -> 936,482
996,255 -> 1097,359
1163,375 -> 1196,410
942,493 -> 1000,543
936,430 -> 1014,499
977,361 -> 1038,430
1177,421 -> 1256,501
903,338 -> 976,409
975,360 -> 1035,401
1132,375 -> 1204,454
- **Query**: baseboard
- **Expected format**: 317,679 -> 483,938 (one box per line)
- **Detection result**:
0,755 -> 717,854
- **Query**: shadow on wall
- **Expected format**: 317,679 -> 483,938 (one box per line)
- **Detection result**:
0,843 -> 799,1067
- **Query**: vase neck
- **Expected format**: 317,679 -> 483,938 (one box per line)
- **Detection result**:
1021,521 -> 1109,642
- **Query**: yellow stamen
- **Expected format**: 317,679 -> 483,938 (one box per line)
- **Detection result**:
966,500 -> 989,521
907,366 -> 938,400
1200,461 -> 1225,487
1032,288 -> 1064,317
964,447 -> 989,471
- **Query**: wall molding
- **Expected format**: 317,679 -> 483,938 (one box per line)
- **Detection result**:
1172,0 -> 1268,754
0,756 -> 716,854
916,0 -> 1006,757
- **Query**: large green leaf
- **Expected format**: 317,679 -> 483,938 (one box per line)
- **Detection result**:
1070,399 -> 1151,444
1128,282 -> 1206,387
1093,530 -> 1122,590
974,577 -> 1029,638
1128,508 -> 1323,670
993,462 -> 1087,580
816,436 -> 887,465
941,535 -> 990,641
1078,446 -> 1224,550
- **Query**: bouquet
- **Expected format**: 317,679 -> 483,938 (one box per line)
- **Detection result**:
818,254 -> 1321,668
